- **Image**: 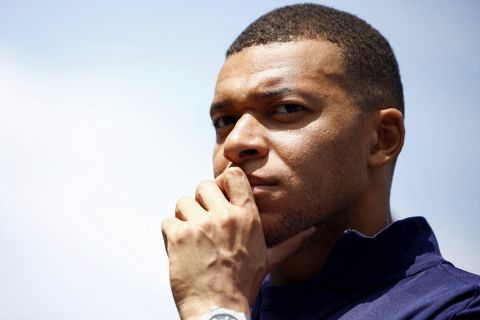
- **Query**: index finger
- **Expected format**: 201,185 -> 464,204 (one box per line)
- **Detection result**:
216,167 -> 256,210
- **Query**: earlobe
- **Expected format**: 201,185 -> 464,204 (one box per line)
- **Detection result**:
368,108 -> 405,168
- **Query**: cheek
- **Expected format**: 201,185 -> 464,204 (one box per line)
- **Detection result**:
272,119 -> 366,199
301,125 -> 368,204
271,121 -> 339,175
272,130 -> 309,159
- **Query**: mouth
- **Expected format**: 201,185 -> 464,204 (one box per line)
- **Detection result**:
246,175 -> 277,192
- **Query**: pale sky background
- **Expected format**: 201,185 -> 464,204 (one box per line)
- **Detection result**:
0,1 -> 479,319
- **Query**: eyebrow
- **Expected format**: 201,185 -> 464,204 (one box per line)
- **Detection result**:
258,87 -> 304,98
210,87 -> 309,115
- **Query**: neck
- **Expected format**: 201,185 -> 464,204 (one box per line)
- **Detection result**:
270,179 -> 392,285
270,218 -> 345,285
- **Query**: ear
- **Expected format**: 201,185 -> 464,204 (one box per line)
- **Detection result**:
368,108 -> 405,168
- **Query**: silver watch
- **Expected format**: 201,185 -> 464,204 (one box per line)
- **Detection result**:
201,307 -> 251,320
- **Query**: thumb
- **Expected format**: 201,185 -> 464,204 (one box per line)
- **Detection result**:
266,227 -> 316,269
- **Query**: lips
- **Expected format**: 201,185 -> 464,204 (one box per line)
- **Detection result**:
246,175 -> 277,189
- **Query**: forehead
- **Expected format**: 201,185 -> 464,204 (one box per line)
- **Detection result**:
214,39 -> 345,101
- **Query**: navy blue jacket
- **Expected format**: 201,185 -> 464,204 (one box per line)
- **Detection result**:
252,217 -> 480,319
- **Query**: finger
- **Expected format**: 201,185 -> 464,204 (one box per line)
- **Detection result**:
266,227 -> 316,269
195,180 -> 229,211
216,167 -> 255,209
161,217 -> 183,256
175,196 -> 206,221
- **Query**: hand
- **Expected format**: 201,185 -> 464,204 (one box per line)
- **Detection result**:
162,167 -> 315,320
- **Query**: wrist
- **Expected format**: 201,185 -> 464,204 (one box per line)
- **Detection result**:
200,306 -> 251,320
179,296 -> 250,320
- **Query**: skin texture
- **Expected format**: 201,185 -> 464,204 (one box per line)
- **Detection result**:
213,40 -> 371,247
162,39 -> 405,319
162,169 -> 315,319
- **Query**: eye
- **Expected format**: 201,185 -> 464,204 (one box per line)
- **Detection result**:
213,115 -> 236,129
274,104 -> 304,114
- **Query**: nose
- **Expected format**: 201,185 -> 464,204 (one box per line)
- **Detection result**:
223,113 -> 268,164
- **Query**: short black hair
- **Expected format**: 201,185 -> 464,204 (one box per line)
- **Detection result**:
227,3 -> 404,114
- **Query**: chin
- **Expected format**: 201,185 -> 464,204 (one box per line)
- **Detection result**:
260,211 -> 310,247
258,213 -> 283,246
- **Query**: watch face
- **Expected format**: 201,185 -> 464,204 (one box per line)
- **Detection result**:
209,314 -> 239,320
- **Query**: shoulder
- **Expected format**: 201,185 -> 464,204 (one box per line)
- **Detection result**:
401,260 -> 480,319
438,262 -> 480,318
422,259 -> 480,285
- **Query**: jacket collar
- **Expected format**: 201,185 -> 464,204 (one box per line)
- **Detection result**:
315,216 -> 443,291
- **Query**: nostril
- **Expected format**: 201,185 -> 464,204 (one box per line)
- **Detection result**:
239,149 -> 258,158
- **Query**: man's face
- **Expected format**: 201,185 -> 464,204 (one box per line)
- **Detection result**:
211,39 -> 372,246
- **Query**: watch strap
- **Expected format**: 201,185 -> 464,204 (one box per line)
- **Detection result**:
201,306 -> 251,320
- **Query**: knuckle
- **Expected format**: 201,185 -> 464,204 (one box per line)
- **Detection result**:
161,218 -> 191,245
225,167 -> 245,178
161,217 -> 176,237
218,213 -> 236,228
241,210 -> 260,226
175,195 -> 190,212
199,218 -> 213,233
176,195 -> 191,204
195,180 -> 215,196
170,226 -> 189,244
236,197 -> 255,209
160,220 -> 168,234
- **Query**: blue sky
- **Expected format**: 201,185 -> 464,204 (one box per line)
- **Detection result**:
1,1 -> 479,319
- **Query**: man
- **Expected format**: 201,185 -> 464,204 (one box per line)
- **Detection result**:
162,4 -> 480,319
